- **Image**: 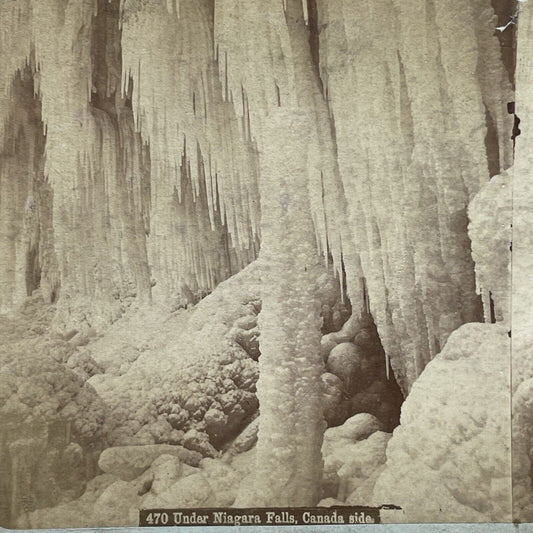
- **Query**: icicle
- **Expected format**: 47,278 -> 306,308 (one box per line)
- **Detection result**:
468,171 -> 511,327
471,0 -> 515,174
0,0 -> 32,147
317,0 -> 495,393
215,0 -> 346,288
302,0 -> 309,24
20,0 -> 154,328
120,0 -> 260,303
0,71 -> 47,312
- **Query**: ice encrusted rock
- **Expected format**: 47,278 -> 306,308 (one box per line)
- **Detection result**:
142,473 -> 216,508
23,449 -> 247,527
149,455 -> 185,495
343,432 -> 391,505
141,453 -> 244,508
512,379 -> 533,521
322,372 -> 346,425
94,481 -> 139,527
132,453 -> 243,508
320,335 -> 338,362
373,323 -> 511,522
98,445 -> 202,481
326,342 -> 363,390
19,472 -> 123,529
324,314 -> 361,344
89,260 -> 340,450
183,429 -> 219,458
230,447 -> 257,477
321,414 -> 388,502
226,417 -> 259,455
199,458 -> 241,506
322,413 -> 383,456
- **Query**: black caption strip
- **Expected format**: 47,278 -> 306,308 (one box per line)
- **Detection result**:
139,506 -> 388,526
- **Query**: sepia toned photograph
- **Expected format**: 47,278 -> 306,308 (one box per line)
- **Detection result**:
0,0 -> 531,528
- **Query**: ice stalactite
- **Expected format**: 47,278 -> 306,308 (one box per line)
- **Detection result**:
0,72 -> 50,312
31,0 -> 97,307
2,0 -> 260,322
215,0 -> 354,506
472,0 -> 515,175
27,0 -> 152,330
215,0 -> 349,282
317,0 -> 509,393
512,0 -> 533,521
0,0 -> 32,147
120,0 -> 260,304
0,2 -> 47,313
467,0 -> 514,326
468,171 -> 512,325
317,0 -> 413,390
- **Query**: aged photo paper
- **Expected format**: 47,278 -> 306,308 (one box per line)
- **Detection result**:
0,0 -> 530,527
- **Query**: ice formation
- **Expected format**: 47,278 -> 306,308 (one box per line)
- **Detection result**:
0,1 -> 512,363
19,447 -> 250,528
121,0 -> 260,301
1,0 -> 154,329
1,0 -> 259,328
0,293 -> 105,525
87,261 -> 264,448
317,0 -> 512,393
82,260 -> 372,448
0,0 -> 525,523
214,0 -> 350,505
373,323 -> 511,522
468,171 -> 512,324
0,72 -> 48,312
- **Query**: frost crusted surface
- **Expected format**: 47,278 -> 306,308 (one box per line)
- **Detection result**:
373,323 -> 511,522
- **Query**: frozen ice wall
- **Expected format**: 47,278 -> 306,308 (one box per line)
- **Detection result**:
1,0 -> 153,329
0,72 -> 49,312
0,0 -> 259,329
317,0 -> 513,393
0,0 -> 512,360
121,0 -> 260,304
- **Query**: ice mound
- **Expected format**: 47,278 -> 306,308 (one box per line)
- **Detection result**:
87,260 -> 342,449
0,294 -> 105,445
88,262 -> 262,448
320,413 -> 390,504
372,323 -> 511,522
20,445 -> 247,528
